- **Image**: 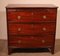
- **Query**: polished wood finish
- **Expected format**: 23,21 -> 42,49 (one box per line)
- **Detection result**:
6,4 -> 58,55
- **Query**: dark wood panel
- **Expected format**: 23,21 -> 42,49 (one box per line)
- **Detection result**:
8,23 -> 55,35
9,35 -> 54,48
6,4 -> 58,54
7,8 -> 57,22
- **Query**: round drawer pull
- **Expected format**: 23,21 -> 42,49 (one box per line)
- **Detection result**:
18,28 -> 21,31
18,40 -> 21,43
43,15 -> 47,19
42,40 -> 45,43
42,27 -> 46,31
17,16 -> 21,19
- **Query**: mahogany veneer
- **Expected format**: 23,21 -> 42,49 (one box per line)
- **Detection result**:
6,4 -> 58,55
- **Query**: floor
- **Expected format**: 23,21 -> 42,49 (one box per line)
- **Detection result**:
0,39 -> 60,56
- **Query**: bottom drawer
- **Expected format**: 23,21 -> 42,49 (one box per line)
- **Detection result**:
8,35 -> 54,48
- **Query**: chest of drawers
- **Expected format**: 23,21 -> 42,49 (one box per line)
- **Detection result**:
6,4 -> 58,55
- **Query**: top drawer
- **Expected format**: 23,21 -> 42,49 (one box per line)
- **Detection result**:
7,9 -> 33,16
7,8 -> 57,22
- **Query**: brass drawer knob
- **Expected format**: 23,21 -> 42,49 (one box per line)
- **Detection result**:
42,40 -> 45,43
17,16 -> 21,19
43,15 -> 47,19
18,40 -> 21,43
18,28 -> 21,31
42,27 -> 46,31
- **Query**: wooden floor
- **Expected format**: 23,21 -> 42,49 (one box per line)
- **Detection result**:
0,39 -> 60,56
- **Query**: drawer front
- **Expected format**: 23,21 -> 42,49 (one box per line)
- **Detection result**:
33,23 -> 55,34
7,9 -> 33,16
7,8 -> 56,22
7,9 -> 33,22
8,24 -> 33,35
8,12 -> 33,22
32,9 -> 56,22
8,16 -> 33,22
8,23 -> 55,35
9,35 -> 54,48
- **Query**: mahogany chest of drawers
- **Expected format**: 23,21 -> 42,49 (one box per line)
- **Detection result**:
6,4 -> 58,55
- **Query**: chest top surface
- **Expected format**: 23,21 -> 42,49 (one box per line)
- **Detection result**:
6,4 -> 58,8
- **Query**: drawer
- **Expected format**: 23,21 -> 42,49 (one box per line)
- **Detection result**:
32,9 -> 56,22
8,15 -> 33,22
32,23 -> 56,34
8,23 -> 55,35
32,8 -> 57,15
32,14 -> 56,22
8,11 -> 33,22
9,35 -> 54,48
8,14 -> 56,22
8,24 -> 33,35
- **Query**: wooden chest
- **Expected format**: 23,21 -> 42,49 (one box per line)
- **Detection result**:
6,4 -> 58,55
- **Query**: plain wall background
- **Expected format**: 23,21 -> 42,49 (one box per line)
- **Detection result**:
0,0 -> 60,40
